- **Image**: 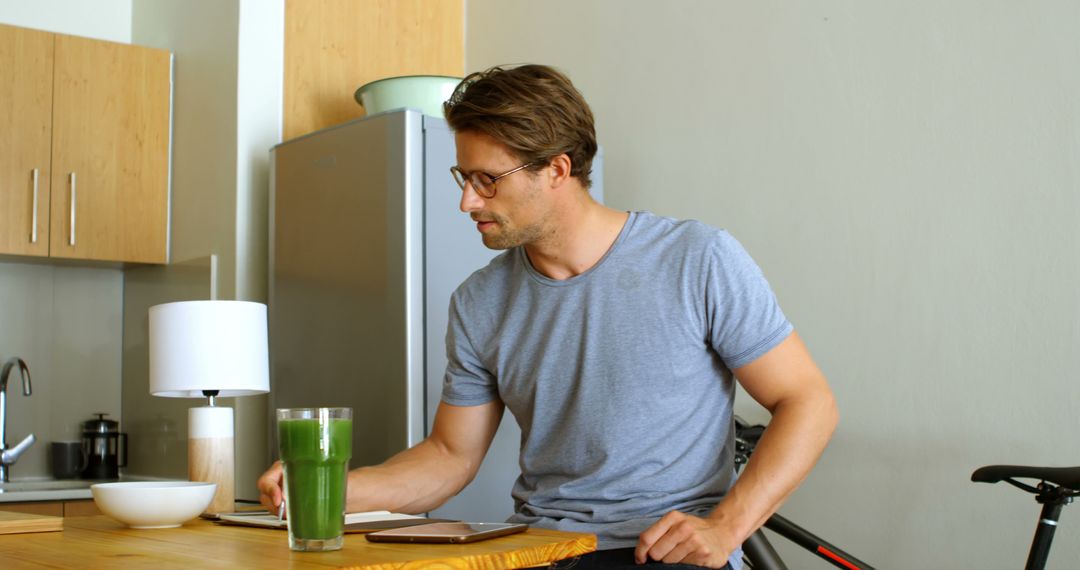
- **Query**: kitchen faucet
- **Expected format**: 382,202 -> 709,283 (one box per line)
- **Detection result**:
0,357 -> 35,483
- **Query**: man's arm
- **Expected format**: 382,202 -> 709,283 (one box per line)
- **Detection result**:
635,331 -> 838,567
258,400 -> 504,514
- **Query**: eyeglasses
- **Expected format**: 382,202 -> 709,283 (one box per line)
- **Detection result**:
449,162 -> 538,199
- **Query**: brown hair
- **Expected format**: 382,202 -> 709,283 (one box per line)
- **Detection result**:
443,64 -> 597,187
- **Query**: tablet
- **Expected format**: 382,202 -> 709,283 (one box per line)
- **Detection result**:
364,521 -> 529,543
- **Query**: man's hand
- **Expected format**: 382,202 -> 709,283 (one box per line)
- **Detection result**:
256,460 -> 284,511
635,511 -> 736,568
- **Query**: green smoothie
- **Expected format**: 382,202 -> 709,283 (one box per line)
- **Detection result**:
278,417 -> 352,542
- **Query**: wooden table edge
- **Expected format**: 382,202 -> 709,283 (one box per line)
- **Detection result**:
346,528 -> 598,570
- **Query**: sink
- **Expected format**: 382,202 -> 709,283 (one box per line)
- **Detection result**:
0,479 -> 95,493
0,476 -> 184,499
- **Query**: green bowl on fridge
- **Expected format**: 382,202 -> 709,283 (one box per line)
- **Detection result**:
354,75 -> 462,119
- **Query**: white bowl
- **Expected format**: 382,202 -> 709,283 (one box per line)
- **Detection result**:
354,75 -> 461,118
91,481 -> 216,529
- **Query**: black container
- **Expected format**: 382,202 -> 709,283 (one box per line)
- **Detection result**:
81,413 -> 127,479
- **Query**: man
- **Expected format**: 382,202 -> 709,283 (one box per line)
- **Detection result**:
259,64 -> 838,569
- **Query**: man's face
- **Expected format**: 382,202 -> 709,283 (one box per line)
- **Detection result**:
454,130 -> 551,250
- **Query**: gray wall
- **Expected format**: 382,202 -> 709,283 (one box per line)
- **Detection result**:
467,1 -> 1080,568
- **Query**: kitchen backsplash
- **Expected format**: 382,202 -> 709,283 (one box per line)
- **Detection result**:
0,258 -> 124,480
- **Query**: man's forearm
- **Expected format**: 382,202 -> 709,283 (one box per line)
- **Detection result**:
709,390 -> 839,543
345,437 -> 478,514
343,401 -> 503,514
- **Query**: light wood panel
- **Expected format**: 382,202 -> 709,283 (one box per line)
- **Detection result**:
189,436 -> 235,515
0,515 -> 595,568
50,34 -> 172,263
283,0 -> 464,140
0,510 -> 63,535
0,24 -> 53,256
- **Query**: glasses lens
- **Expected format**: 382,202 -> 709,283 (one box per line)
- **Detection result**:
450,167 -> 467,190
450,167 -> 496,198
471,172 -> 496,198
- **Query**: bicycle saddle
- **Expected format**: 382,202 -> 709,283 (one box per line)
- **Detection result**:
972,465 -> 1080,491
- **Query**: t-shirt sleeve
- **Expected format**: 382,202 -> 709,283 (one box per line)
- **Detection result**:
705,231 -> 793,369
441,291 -> 499,406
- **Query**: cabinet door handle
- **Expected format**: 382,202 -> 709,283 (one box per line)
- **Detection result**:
31,169 -> 39,243
69,172 -> 77,246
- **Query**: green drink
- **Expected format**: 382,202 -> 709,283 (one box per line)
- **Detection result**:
277,408 -> 352,552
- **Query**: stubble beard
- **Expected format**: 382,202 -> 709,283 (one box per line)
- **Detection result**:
476,178 -> 550,250
481,215 -> 546,250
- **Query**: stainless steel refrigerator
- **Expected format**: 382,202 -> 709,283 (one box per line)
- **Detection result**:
268,109 -> 603,521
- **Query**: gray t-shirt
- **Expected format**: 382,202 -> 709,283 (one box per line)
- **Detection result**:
442,211 -> 791,559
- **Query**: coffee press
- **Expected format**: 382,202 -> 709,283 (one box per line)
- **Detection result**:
81,413 -> 127,479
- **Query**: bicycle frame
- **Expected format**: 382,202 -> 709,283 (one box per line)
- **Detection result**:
1021,484 -> 1075,570
734,416 -> 875,569
742,513 -> 876,570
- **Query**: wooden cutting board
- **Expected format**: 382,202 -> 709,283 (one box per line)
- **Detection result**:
0,510 -> 63,534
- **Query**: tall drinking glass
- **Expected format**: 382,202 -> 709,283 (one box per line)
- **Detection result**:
277,407 -> 353,552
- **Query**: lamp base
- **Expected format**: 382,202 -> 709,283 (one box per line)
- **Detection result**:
189,406 -> 234,515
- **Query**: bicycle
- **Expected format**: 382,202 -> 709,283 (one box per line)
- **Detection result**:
735,416 -> 1080,569
971,464 -> 1080,570
735,416 -> 875,569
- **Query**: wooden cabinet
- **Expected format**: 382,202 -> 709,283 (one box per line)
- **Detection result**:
283,0 -> 464,139
0,24 -> 172,264
0,25 -> 53,257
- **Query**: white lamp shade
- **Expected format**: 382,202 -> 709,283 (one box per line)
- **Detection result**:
148,300 -> 270,397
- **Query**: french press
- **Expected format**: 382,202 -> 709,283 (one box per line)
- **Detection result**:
81,413 -> 127,479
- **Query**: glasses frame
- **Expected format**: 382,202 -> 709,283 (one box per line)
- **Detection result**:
449,161 -> 539,199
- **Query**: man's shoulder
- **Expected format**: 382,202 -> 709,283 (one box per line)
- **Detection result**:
451,248 -> 519,302
629,211 -> 733,252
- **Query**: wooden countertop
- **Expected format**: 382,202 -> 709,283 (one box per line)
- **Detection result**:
0,515 -> 597,569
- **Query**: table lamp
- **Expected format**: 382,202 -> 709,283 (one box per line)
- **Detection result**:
148,300 -> 269,514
